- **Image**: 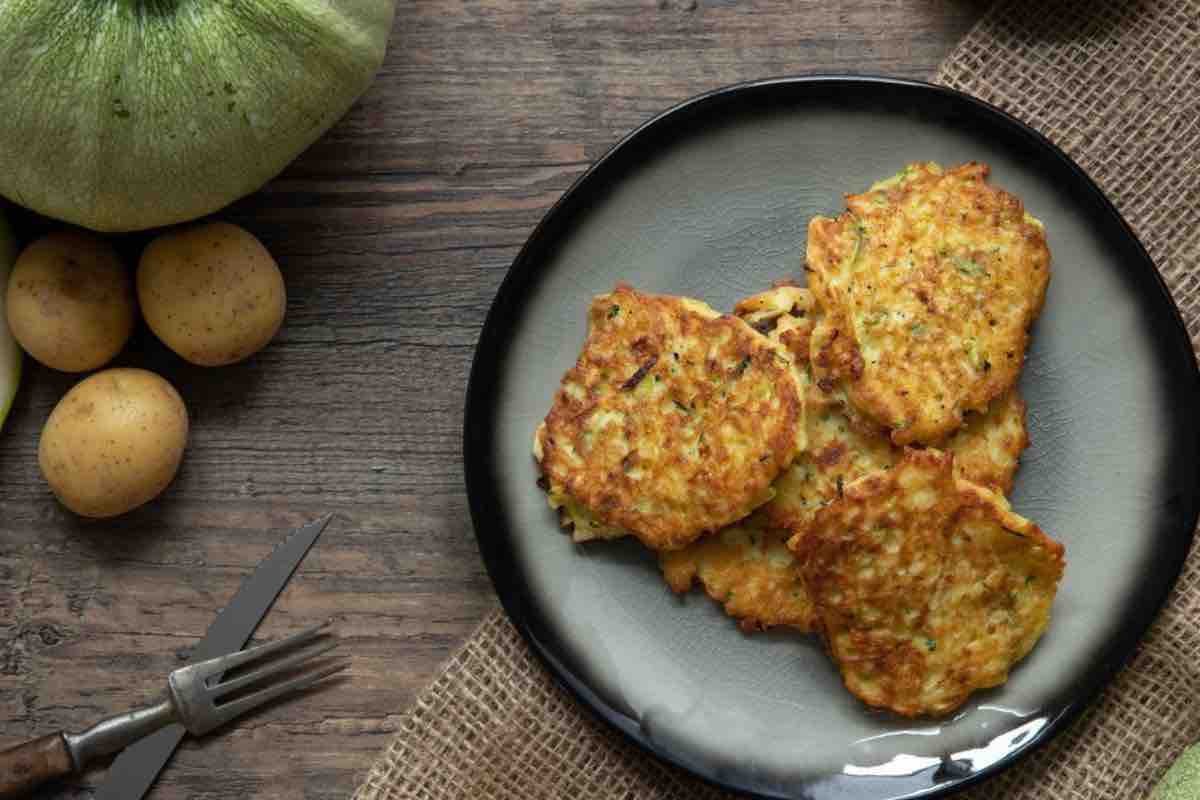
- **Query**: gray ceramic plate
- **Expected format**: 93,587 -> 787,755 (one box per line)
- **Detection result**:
463,76 -> 1200,799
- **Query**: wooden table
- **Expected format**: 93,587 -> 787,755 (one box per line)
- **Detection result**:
0,3 -> 983,797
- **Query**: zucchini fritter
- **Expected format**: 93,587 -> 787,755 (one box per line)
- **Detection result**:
734,286 -> 1028,534
534,284 -> 805,551
793,449 -> 1065,717
807,162 -> 1050,445
658,285 -> 1027,631
659,511 -> 815,632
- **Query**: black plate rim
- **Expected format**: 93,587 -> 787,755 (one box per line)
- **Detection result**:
461,74 -> 1200,799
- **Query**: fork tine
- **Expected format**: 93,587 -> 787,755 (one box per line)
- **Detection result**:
212,641 -> 339,698
198,621 -> 331,678
210,661 -> 348,726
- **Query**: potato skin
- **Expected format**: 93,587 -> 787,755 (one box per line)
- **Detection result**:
138,221 -> 286,367
5,231 -> 135,372
39,368 -> 189,518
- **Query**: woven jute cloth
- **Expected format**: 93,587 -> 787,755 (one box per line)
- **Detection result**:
354,2 -> 1200,797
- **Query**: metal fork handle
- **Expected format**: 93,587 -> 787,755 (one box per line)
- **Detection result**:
0,699 -> 176,799
65,698 -> 177,768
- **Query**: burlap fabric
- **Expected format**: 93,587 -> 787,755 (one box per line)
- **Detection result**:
354,2 -> 1200,797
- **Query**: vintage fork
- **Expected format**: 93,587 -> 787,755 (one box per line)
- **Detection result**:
0,622 -> 344,798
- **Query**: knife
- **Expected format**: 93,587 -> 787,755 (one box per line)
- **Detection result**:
94,514 -> 333,800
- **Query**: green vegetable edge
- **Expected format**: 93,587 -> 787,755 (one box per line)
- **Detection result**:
0,206 -> 22,434
1152,744 -> 1200,800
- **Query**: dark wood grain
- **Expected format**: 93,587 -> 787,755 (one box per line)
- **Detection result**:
0,3 -> 982,798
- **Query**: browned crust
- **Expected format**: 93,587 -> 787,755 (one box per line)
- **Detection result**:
943,389 -> 1030,496
806,162 -> 1051,445
792,448 -> 1065,717
659,516 -> 817,632
730,286 -> 1029,539
537,284 -> 804,550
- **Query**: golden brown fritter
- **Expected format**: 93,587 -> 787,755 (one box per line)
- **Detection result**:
659,511 -> 816,632
534,284 -> 805,551
807,162 -> 1050,445
942,388 -> 1028,496
793,448 -> 1065,717
733,285 -> 1028,534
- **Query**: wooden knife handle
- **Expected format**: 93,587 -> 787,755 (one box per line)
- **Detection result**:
0,733 -> 74,799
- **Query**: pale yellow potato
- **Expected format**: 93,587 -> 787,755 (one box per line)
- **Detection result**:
5,230 -> 135,372
138,222 -> 286,366
39,368 -> 188,518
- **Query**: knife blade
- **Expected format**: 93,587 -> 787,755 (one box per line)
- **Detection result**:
95,513 -> 333,800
